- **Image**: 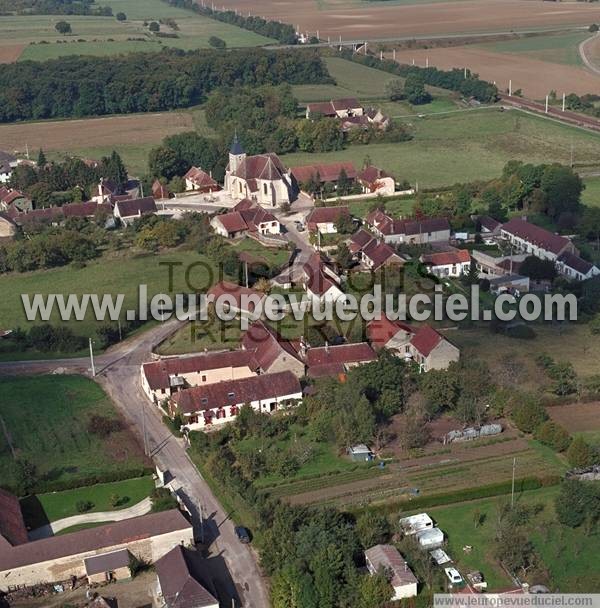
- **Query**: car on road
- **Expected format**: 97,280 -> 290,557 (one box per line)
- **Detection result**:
235,526 -> 251,544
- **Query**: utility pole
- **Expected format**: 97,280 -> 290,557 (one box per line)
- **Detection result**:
545,95 -> 549,114
511,457 -> 516,508
89,338 -> 96,377
244,261 -> 249,288
562,92 -> 566,112
509,79 -> 512,96
117,318 -> 122,341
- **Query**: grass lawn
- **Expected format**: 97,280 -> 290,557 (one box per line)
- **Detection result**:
5,0 -> 273,61
477,32 -> 590,66
156,318 -> 243,355
233,238 -> 291,268
348,195 -> 415,218
282,108 -> 600,189
0,249 -> 216,339
55,521 -> 111,535
582,176 -> 600,207
0,375 -> 148,493
20,476 -> 155,528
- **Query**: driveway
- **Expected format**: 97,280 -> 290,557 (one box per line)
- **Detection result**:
0,321 -> 270,608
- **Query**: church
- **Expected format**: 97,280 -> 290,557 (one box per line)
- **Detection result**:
224,135 -> 295,208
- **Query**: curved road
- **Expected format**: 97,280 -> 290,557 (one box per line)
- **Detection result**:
579,32 -> 600,77
0,321 -> 270,608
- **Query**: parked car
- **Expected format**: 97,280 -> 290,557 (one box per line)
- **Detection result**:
444,567 -> 463,585
235,526 -> 251,544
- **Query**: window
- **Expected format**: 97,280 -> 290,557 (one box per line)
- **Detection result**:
228,392 -> 235,400
201,375 -> 206,382
201,397 -> 208,405
238,182 -> 242,193
263,183 -> 268,195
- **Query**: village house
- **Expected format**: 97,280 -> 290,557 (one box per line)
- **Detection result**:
169,371 -> 302,431
349,229 -> 405,271
210,201 -> 280,239
366,209 -> 451,245
208,281 -> 266,320
305,206 -> 351,234
305,342 -> 377,378
367,317 -> 460,371
301,252 -> 345,304
0,151 -> 18,183
152,180 -> 173,200
364,544 -> 418,601
9,200 -> 112,229
184,166 -> 220,193
0,187 -> 33,214
241,319 -> 306,377
476,215 -> 502,237
357,165 -> 395,196
305,98 -> 363,119
291,161 -> 358,193
500,217 -> 575,261
0,212 -> 16,239
0,489 -> 194,591
113,196 -> 157,225
556,252 -> 600,282
91,179 -> 122,205
224,135 -> 293,208
154,545 -> 219,608
420,249 -> 472,278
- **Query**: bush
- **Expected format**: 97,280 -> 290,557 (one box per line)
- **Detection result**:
76,500 -> 94,513
87,414 -> 123,438
150,487 -> 178,512
566,436 -> 595,468
505,324 -> 536,340
511,396 -> 548,433
116,12 -> 127,21
208,35 -> 226,48
148,21 -> 160,32
534,421 -> 572,452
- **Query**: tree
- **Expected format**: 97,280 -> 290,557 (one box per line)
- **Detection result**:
209,35 -> 226,48
580,206 -> 600,250
566,436 -> 595,468
534,421 -> 571,452
404,74 -> 432,105
115,12 -> 127,21
148,146 -> 185,180
385,78 -> 405,101
335,213 -> 355,234
337,168 -> 352,196
547,361 -> 577,396
355,511 -> 391,548
540,164 -> 582,221
555,479 -> 600,527
511,395 -> 547,433
101,150 -> 128,189
148,21 -> 160,32
589,23 -> 599,33
37,149 -> 47,167
55,21 -> 72,34
519,255 -> 557,282
419,369 -> 458,418
336,242 -> 354,270
358,571 -> 391,608
13,458 -> 37,496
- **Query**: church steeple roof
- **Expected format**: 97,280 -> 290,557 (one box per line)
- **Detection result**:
230,132 -> 245,155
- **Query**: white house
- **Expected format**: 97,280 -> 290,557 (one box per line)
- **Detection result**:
500,217 -> 575,261
366,209 -> 451,245
210,204 -> 280,239
224,135 -> 293,208
113,197 -> 157,225
399,513 -> 434,535
364,545 -> 418,601
305,206 -> 350,234
302,252 -> 345,304
420,249 -> 471,278
557,252 -> 600,282
170,371 -> 302,431
184,166 -> 220,193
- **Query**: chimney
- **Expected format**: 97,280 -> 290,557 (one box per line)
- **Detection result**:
325,340 -> 329,353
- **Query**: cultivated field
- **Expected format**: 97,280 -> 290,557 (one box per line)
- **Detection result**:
392,40 -> 600,99
0,43 -> 25,63
217,0 -> 600,40
0,375 -> 148,492
548,402 -> 600,433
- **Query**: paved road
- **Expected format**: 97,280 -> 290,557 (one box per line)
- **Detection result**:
0,321 -> 270,608
29,497 -> 152,541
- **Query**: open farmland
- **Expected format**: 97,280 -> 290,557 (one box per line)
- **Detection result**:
217,0 -> 600,40
392,41 -> 600,99
0,44 -> 25,63
548,402 -> 600,434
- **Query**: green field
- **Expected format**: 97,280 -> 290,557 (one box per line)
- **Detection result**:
2,0 -> 273,62
0,375 -> 147,493
0,249 -> 216,339
478,32 -> 590,66
20,476 -> 154,528
282,108 -> 600,188
347,195 -> 415,218
582,176 -> 600,207
427,485 -> 600,591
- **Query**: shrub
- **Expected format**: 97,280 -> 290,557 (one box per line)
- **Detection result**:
534,420 -> 572,452
208,35 -> 226,49
87,414 -> 123,438
150,487 -> 178,512
116,12 -> 127,21
148,21 -> 160,32
511,396 -> 548,433
76,500 -> 94,513
567,436 -> 595,468
109,493 -> 120,507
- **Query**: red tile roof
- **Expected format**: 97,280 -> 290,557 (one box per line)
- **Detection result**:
478,215 -> 502,232
558,251 -> 596,275
0,509 -> 191,572
241,320 -> 301,370
305,342 -> 376,376
184,167 -> 218,190
501,218 -> 571,256
229,153 -> 287,182
349,228 -> 374,253
358,165 -> 392,184
365,544 -> 418,588
410,325 -> 443,357
215,211 -> 249,234
421,250 -> 471,266
233,198 -> 255,211
302,253 -> 340,297
172,371 -> 301,414
142,350 -> 257,391
306,206 -> 349,230
115,196 -> 157,218
208,281 -> 265,313
0,488 -> 28,546
367,318 -> 413,349
366,210 -> 450,238
291,162 -> 357,185
361,239 -> 400,270
306,98 -> 362,116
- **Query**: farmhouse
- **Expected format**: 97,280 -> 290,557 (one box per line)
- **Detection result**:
208,281 -> 266,319
305,342 -> 377,378
184,166 -> 220,193
301,252 -> 345,304
224,135 -> 293,208
366,210 -> 450,245
500,217 -> 575,261
367,318 -> 460,371
0,494 -> 194,591
241,320 -> 305,378
305,206 -> 350,234
10,201 -> 112,228
420,249 -> 471,278
292,161 -> 358,191
476,215 -> 502,236
210,203 -> 280,239
91,179 -> 122,205
0,187 -> 32,214
349,229 -> 405,270
305,98 -> 363,119
154,545 -> 219,608
170,371 -> 302,431
357,165 -> 395,196
556,251 -> 600,282
141,350 -> 258,403
113,196 -> 157,225
0,151 -> 18,183
152,180 -> 172,200
364,545 -> 418,601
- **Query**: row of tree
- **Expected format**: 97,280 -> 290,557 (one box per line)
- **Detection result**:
0,0 -> 112,15
0,48 -> 331,122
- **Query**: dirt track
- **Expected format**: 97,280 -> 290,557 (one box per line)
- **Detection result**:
0,44 -> 24,63
392,46 -> 600,98
0,112 -> 194,155
216,0 -> 600,40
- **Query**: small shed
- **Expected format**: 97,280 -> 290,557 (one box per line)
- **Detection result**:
84,549 -> 131,584
416,527 -> 444,549
347,444 -> 373,462
399,513 -> 433,535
